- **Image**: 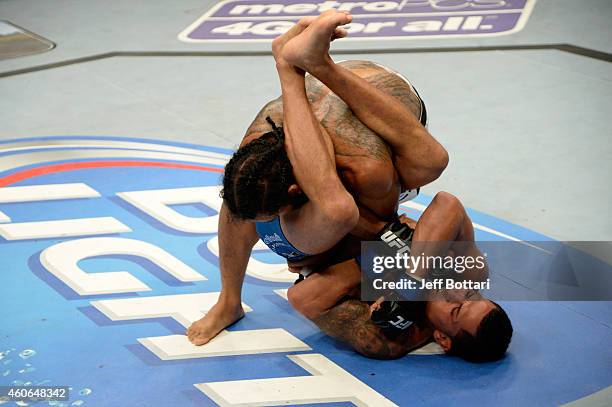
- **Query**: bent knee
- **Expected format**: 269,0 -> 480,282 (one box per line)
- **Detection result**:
397,139 -> 449,188
432,191 -> 463,212
286,285 -> 303,310
287,285 -> 324,320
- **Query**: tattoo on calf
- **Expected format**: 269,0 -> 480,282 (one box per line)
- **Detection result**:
306,77 -> 390,161
244,61 -> 421,163
367,72 -> 422,119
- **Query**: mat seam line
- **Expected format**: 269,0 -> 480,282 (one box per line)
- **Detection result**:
1,43 -> 610,78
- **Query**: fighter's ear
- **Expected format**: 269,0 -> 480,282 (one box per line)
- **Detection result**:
287,184 -> 302,196
433,329 -> 452,352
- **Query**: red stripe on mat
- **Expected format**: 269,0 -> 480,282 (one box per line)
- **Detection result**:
0,160 -> 224,187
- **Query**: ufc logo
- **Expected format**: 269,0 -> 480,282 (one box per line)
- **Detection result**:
389,315 -> 412,330
380,231 -> 411,255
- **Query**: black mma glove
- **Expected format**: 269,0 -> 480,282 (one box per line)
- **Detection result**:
376,217 -> 415,255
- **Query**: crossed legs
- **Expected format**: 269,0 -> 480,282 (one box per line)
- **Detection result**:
281,11 -> 448,190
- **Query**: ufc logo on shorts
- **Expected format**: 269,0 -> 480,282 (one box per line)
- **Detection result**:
389,315 -> 412,330
380,231 -> 411,255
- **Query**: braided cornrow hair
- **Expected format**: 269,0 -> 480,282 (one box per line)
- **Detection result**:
221,117 -> 306,219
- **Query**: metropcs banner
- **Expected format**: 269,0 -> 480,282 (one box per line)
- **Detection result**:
179,0 -> 537,42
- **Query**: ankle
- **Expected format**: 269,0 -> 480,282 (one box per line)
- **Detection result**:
218,293 -> 242,309
308,56 -> 336,78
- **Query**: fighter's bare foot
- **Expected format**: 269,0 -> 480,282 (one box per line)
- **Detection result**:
272,15 -> 347,64
272,17 -> 316,63
187,301 -> 244,346
282,10 -> 352,72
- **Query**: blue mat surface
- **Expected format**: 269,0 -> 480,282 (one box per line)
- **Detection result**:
0,137 -> 610,406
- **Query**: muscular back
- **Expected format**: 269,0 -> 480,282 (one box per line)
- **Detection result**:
242,60 -> 423,227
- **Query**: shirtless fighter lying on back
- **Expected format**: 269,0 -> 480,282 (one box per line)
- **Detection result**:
186,11 -> 511,362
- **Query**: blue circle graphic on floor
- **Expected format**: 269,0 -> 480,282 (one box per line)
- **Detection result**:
0,136 -> 610,406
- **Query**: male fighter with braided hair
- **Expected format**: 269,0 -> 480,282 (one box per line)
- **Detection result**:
188,11 -> 512,363
221,117 -> 307,219
187,11 -> 448,346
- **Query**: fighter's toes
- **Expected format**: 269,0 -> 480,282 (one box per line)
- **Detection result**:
297,16 -> 316,28
332,27 -> 348,41
187,328 -> 207,345
191,336 -> 210,346
322,9 -> 352,27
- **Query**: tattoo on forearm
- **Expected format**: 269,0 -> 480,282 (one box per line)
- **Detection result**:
312,298 -> 407,359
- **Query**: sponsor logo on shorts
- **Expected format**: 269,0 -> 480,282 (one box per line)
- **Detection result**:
263,232 -> 283,244
179,0 -> 537,42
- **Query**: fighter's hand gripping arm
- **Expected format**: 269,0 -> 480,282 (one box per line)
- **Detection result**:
275,49 -> 359,254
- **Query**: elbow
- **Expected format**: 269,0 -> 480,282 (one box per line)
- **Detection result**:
357,345 -> 408,360
322,194 -> 359,233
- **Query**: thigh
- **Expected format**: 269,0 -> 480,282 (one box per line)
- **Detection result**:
287,259 -> 362,318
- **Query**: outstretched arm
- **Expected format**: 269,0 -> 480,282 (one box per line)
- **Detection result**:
272,15 -> 359,255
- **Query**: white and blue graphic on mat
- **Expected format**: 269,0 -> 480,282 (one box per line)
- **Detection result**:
0,136 -> 610,406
